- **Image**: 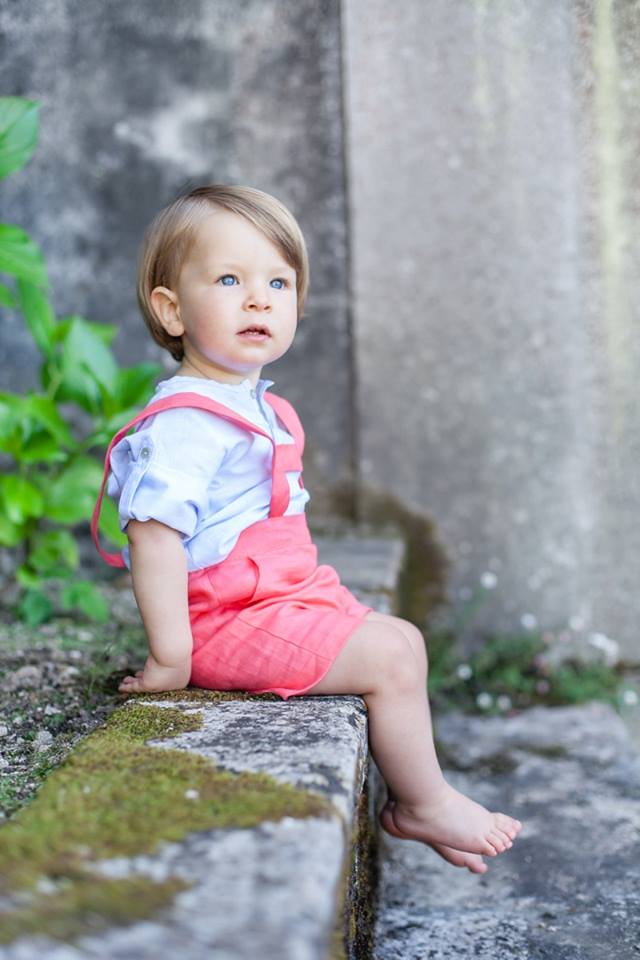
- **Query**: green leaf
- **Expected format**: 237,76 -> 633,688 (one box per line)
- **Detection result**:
0,98 -> 39,179
19,433 -> 68,464
0,224 -> 48,286
15,564 -> 42,589
0,510 -> 26,547
57,316 -> 118,413
29,529 -> 79,576
41,455 -> 104,523
58,313 -> 118,346
0,393 -> 20,442
52,317 -> 72,343
16,588 -> 52,626
60,579 -> 109,622
0,474 -> 45,523
0,281 -> 16,308
16,279 -> 56,357
86,406 -> 146,449
25,395 -> 74,446
0,393 -> 75,464
98,493 -> 127,549
114,365 -> 162,409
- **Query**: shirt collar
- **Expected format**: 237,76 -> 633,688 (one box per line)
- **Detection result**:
158,375 -> 275,399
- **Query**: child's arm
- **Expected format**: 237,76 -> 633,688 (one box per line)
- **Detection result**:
118,518 -> 193,694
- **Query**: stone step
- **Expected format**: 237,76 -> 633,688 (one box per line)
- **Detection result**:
0,531 -> 405,960
373,700 -> 640,959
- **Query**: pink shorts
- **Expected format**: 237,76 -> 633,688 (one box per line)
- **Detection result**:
188,514 -> 372,699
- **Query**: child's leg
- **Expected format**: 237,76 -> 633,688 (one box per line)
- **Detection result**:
304,612 -> 522,858
365,614 -> 489,873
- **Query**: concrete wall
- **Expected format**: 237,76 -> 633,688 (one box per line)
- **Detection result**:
2,1 -> 639,658
0,0 -> 353,504
342,0 -> 640,658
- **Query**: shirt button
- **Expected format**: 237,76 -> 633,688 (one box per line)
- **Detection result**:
140,448 -> 150,461
250,389 -> 257,399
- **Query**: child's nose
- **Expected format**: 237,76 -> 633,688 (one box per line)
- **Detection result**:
245,288 -> 272,310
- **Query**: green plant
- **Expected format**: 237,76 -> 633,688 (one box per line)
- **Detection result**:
0,97 -> 161,624
425,581 -> 622,714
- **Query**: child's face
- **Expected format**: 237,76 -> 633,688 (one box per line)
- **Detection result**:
152,210 -> 298,385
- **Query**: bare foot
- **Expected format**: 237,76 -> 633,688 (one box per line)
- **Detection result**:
380,801 -> 488,874
386,782 -> 522,857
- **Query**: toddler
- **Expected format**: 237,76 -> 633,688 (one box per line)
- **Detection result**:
92,184 -> 522,874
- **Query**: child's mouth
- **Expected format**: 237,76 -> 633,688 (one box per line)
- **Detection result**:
238,327 -> 271,340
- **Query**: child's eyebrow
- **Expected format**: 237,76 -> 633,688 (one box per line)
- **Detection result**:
212,259 -> 296,275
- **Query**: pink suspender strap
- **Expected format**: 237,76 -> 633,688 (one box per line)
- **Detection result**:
264,393 -> 305,456
263,393 -> 305,481
91,390 -> 305,568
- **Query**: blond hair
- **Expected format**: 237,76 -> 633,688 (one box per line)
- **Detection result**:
136,184 -> 309,361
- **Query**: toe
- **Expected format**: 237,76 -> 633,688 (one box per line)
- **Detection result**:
482,838 -> 499,856
461,852 -> 488,874
494,826 -> 513,847
496,813 -> 521,838
487,831 -> 507,853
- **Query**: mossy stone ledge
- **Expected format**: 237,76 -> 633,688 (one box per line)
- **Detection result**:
0,531 -> 406,960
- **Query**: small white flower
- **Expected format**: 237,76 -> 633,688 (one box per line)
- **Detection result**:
480,571 -> 498,590
622,689 -> 639,706
184,789 -> 200,801
521,613 -> 538,630
588,633 -> 619,666
456,663 -> 473,680
83,785 -> 91,794
476,692 -> 493,710
496,695 -> 512,712
36,877 -> 58,895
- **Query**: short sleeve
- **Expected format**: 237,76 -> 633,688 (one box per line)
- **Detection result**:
106,407 -> 225,538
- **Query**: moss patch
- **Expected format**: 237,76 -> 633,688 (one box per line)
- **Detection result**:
0,874 -> 189,945
0,701 -> 333,945
132,687 -> 281,704
330,769 -> 379,960
315,480 -> 448,626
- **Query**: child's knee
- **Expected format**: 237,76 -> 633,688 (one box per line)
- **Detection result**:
365,612 -> 428,679
372,623 -> 425,694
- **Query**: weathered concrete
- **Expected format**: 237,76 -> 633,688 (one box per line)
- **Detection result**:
342,0 -> 640,661
0,532 -> 403,959
0,0 -> 354,497
373,701 -> 640,959
2,0 -> 639,659
0,698 -> 367,960
316,534 -> 406,615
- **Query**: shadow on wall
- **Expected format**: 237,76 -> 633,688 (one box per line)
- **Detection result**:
314,478 -> 450,628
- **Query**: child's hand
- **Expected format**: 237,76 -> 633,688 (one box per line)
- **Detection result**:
118,653 -> 191,695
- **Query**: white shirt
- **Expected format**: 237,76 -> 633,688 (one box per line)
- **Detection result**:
106,375 -> 310,571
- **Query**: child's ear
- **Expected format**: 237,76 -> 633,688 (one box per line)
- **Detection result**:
151,286 -> 184,337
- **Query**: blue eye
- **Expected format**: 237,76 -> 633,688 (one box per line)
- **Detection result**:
270,278 -> 287,289
218,274 -> 237,286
